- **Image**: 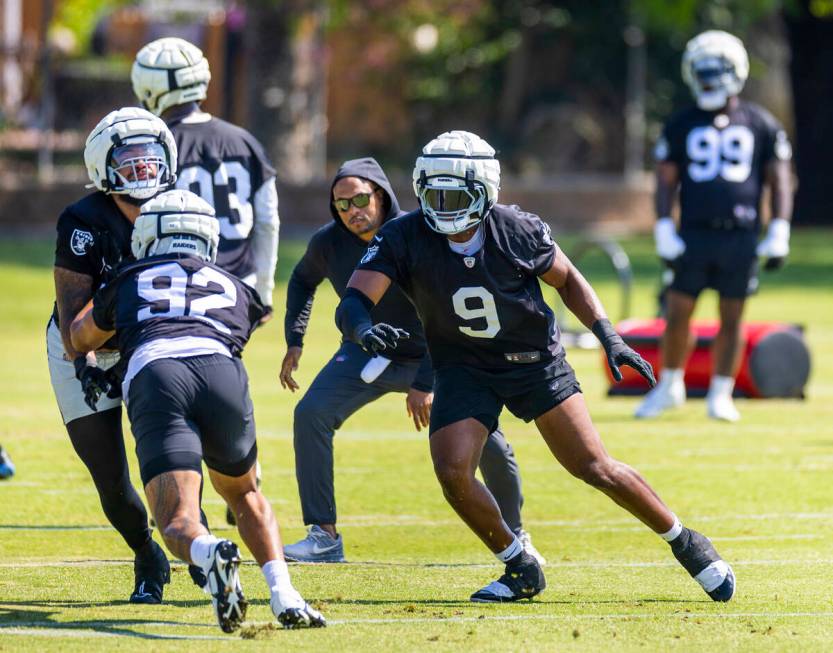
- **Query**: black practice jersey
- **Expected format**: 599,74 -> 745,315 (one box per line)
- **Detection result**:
655,100 -> 791,231
53,191 -> 134,348
171,116 -> 276,278
356,205 -> 562,373
92,254 -> 266,363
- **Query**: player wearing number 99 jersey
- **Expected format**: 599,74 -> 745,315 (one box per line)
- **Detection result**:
132,37 -> 279,314
637,30 -> 794,423
338,130 -> 736,605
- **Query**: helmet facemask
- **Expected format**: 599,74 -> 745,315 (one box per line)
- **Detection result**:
108,140 -> 173,202
417,169 -> 488,235
689,55 -> 741,111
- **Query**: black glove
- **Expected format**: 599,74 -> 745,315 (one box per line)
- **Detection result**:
763,256 -> 785,271
73,357 -> 113,411
360,324 -> 410,356
591,319 -> 657,387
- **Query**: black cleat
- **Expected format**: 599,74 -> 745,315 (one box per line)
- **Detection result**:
276,604 -> 327,629
205,540 -> 248,633
670,527 -> 735,602
470,553 -> 546,603
130,540 -> 170,604
188,563 -> 208,592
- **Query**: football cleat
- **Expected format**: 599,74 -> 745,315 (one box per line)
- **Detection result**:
284,525 -> 345,563
130,540 -> 170,604
670,527 -> 735,602
470,553 -> 546,603
271,591 -> 327,629
518,530 -> 547,566
0,446 -> 15,480
634,377 -> 686,419
706,393 -> 740,422
205,540 -> 248,633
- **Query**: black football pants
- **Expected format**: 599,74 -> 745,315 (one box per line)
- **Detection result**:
293,342 -> 525,532
66,407 -> 152,552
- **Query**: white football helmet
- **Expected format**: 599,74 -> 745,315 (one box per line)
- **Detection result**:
84,107 -> 177,201
131,37 -> 211,116
682,30 -> 749,111
412,130 -> 501,235
132,189 -> 219,262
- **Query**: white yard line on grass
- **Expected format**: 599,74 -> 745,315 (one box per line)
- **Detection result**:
2,557 -> 833,570
3,611 -> 833,640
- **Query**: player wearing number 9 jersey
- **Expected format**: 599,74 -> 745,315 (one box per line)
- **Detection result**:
338,130 -> 736,605
637,30 -> 794,422
132,37 -> 279,314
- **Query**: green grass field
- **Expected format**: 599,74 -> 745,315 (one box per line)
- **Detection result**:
0,231 -> 831,652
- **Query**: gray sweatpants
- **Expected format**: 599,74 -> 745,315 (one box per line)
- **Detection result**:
293,342 -> 525,532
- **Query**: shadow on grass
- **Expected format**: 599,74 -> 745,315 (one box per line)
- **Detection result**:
0,603 -> 225,640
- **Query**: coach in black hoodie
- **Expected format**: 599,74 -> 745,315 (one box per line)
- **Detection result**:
280,158 -> 543,564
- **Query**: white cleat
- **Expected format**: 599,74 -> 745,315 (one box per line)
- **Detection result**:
706,393 -> 740,422
518,530 -> 546,566
634,378 -> 686,419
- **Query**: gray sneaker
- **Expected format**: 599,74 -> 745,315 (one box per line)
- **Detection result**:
284,525 -> 345,563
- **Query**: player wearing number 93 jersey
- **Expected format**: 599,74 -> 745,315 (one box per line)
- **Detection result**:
132,37 -> 279,312
338,130 -> 736,606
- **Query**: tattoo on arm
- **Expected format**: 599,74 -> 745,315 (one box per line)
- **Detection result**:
54,267 -> 94,359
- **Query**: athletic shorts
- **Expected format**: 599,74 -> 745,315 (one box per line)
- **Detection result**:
670,229 -> 759,299
46,317 -> 121,424
430,355 -> 582,434
126,354 -> 258,485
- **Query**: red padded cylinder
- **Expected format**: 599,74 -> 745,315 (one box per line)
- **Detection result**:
604,318 -> 810,398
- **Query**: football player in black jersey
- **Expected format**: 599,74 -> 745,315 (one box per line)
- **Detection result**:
48,107 -> 176,603
69,190 -> 325,633
636,30 -> 793,422
131,37 -> 279,315
337,130 -> 735,604
280,157 -> 543,565
132,36 -> 280,524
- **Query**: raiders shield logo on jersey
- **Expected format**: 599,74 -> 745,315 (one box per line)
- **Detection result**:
70,229 -> 94,256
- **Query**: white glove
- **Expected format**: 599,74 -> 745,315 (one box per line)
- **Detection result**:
757,218 -> 790,258
654,217 -> 686,260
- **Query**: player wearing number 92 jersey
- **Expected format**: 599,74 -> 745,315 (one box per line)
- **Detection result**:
132,37 -> 279,310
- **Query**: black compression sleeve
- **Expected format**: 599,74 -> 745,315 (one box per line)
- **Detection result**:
335,287 -> 374,345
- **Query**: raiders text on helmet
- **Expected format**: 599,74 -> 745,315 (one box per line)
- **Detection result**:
412,130 -> 501,235
84,106 -> 177,201
682,30 -> 749,112
132,189 -> 220,262
131,37 -> 212,116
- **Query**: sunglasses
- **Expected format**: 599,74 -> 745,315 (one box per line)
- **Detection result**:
333,190 -> 377,212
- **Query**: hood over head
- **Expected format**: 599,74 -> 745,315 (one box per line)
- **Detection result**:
329,157 -> 402,231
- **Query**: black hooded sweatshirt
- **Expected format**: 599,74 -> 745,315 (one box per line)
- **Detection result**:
284,157 -> 432,390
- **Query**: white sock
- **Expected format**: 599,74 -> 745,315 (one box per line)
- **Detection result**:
709,375 -> 735,398
661,368 -> 684,385
190,534 -> 221,571
262,559 -> 294,595
264,560 -> 304,612
495,536 -> 523,563
659,514 -> 683,542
